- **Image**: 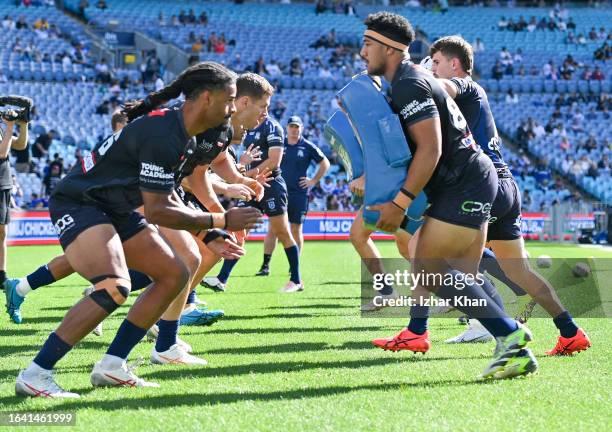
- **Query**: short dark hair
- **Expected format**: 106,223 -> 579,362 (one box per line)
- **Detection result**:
430,36 -> 474,75
236,72 -> 274,100
364,12 -> 414,47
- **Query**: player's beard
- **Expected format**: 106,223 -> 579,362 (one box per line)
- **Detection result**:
366,60 -> 386,77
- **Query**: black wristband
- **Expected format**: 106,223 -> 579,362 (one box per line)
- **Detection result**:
203,229 -> 232,245
400,188 -> 416,201
207,214 -> 213,230
223,213 -> 228,230
392,200 -> 406,211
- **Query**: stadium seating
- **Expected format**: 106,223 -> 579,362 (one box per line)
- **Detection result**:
4,1 -> 610,210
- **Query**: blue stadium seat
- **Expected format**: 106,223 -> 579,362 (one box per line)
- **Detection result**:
544,81 -> 555,93
578,80 -> 589,94
556,80 -> 567,93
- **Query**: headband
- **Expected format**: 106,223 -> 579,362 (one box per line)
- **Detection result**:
364,29 -> 409,52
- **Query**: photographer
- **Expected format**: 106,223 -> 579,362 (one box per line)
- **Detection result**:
0,100 -> 30,286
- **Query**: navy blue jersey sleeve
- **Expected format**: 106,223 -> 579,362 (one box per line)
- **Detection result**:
392,78 -> 439,127
449,78 -> 478,103
266,120 -> 284,148
307,141 -> 325,163
139,134 -> 183,193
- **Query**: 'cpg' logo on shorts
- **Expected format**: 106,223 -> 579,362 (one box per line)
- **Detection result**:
54,214 -> 76,236
460,201 -> 492,216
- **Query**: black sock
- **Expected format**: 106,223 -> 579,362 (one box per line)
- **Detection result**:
553,311 -> 579,338
480,248 -> 526,296
262,254 -> 272,268
0,270 -> 6,285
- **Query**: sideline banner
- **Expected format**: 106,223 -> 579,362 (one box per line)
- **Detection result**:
7,211 -> 594,246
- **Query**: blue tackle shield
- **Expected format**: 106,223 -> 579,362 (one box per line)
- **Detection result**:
324,110 -> 364,180
336,73 -> 428,233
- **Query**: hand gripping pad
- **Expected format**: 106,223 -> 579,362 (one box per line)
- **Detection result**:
324,110 -> 364,180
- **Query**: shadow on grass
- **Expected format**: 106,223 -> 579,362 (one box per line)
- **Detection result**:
264,304 -> 355,310
203,326 -> 390,335
221,312 -> 353,322
145,356 -> 482,382
316,281 -> 360,286
0,378 -> 494,410
0,328 -> 38,336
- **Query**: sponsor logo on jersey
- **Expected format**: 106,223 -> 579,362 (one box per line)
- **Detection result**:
399,98 -> 435,119
298,149 -> 305,158
140,163 -> 174,180
81,152 -> 96,173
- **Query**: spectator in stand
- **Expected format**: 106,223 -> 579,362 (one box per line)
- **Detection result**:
318,66 -> 333,79
191,37 -> 203,53
582,66 -> 592,80
187,9 -> 196,24
577,33 -> 586,45
315,0 -> 326,15
598,154 -> 610,171
591,66 -> 605,80
594,42 -> 610,60
513,48 -> 523,64
158,11 -> 166,26
2,15 -> 15,30
95,58 -> 112,83
589,27 -> 598,41
11,175 -> 23,209
491,60 -> 504,80
326,194 -> 340,211
254,56 -> 267,75
266,60 -> 282,78
505,89 -> 519,104
32,131 -> 53,159
567,18 -> 576,31
199,11 -> 208,25
527,16 -> 537,32
170,15 -> 179,26
271,100 -> 286,120
473,37 -> 485,53
560,136 -> 571,151
96,0 -> 107,9
289,58 -> 303,77
16,16 -> 28,30
499,46 -> 512,66
498,16 -> 508,31
43,154 -> 64,197
178,10 -> 186,25
27,193 -> 48,210
78,0 -> 89,18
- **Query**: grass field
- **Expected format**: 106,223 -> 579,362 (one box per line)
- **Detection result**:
0,241 -> 610,431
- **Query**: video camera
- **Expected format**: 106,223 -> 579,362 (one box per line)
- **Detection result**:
0,95 -> 34,123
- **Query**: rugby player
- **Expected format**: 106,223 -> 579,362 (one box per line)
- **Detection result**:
360,12 -> 537,379
15,62 -> 262,397
204,114 -> 304,293
256,115 -> 329,275
403,36 -> 590,355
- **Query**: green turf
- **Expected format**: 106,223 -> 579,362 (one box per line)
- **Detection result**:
1,241 -> 610,431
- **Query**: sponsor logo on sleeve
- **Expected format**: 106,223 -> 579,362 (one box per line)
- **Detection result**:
399,98 -> 435,119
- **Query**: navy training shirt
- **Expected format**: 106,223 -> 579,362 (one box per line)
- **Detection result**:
389,60 -> 479,193
281,137 -> 325,195
450,77 -> 509,175
52,107 -> 190,214
243,116 -> 284,178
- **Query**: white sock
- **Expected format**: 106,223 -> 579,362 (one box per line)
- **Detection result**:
23,361 -> 49,379
99,354 -> 125,370
16,278 -> 31,297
